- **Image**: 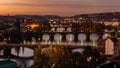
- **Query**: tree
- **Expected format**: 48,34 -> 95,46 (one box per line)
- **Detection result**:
34,45 -> 73,68
43,45 -> 73,68
0,35 -> 3,42
98,39 -> 105,46
82,46 -> 101,65
72,52 -> 86,64
34,46 -> 50,68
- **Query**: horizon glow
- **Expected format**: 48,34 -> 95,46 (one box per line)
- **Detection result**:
0,0 -> 120,16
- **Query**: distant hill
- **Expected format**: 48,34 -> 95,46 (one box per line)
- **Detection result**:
70,12 -> 120,21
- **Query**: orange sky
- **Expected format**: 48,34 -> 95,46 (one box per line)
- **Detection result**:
0,0 -> 120,16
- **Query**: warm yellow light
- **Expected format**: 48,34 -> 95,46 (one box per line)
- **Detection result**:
87,56 -> 92,62
118,30 -> 120,33
26,23 -> 39,30
104,22 -> 111,26
112,22 -> 119,26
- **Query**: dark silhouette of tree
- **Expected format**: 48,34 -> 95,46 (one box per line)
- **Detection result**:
83,46 -> 93,58
72,52 -> 86,64
83,46 -> 101,65
34,46 -> 50,68
7,19 -> 22,44
98,39 -> 105,46
33,45 -> 102,68
0,35 -> 3,42
23,31 -> 33,43
34,45 -> 73,68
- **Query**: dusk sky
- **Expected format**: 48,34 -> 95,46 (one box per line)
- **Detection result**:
0,0 -> 120,16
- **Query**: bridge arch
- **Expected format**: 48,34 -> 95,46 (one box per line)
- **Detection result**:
54,33 -> 62,44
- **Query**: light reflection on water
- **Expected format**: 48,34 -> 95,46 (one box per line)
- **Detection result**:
11,47 -> 33,57
0,47 -> 34,68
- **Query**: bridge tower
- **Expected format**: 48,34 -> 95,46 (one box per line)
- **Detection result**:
12,18 -> 22,44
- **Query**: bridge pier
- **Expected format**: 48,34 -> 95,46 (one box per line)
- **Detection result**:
62,33 -> 66,41
3,47 -> 12,58
50,33 -> 54,42
74,32 -> 78,43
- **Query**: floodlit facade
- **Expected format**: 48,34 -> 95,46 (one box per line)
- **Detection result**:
105,38 -> 118,55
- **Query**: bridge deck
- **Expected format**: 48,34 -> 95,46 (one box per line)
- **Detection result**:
0,44 -> 104,49
0,44 -> 104,59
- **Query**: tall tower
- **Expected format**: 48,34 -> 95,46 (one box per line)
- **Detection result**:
12,18 -> 22,44
15,18 -> 21,32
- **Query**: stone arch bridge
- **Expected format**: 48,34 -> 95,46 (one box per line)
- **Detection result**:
0,44 -> 104,59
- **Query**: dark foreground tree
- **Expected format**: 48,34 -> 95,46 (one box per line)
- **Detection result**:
83,46 -> 101,65
34,45 -> 73,68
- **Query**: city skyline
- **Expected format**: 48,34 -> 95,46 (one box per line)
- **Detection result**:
0,0 -> 120,16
